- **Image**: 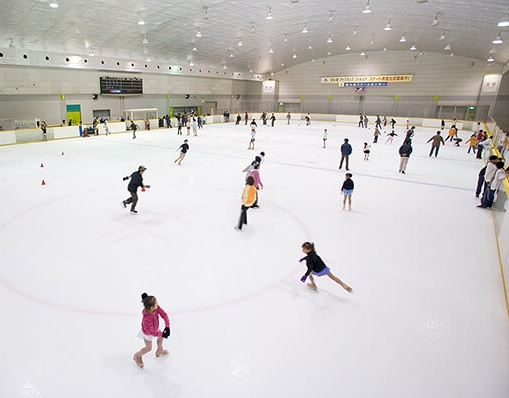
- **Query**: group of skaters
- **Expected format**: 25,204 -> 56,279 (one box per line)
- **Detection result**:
175,112 -> 204,136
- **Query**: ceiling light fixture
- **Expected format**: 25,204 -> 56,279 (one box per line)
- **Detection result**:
284,34 -> 288,42
138,19 -> 145,25
431,13 -> 439,26
444,43 -> 451,51
204,7 -> 209,19
251,23 -> 256,33
360,51 -> 366,56
238,40 -> 243,47
302,25 -> 309,33
498,12 -> 509,27
196,29 -> 202,37
308,44 -> 313,50
223,64 -> 227,69
352,27 -> 358,35
142,36 -> 149,45
327,51 -> 331,56
450,53 -> 454,57
292,53 -> 297,58
329,11 -> 334,22
384,20 -> 392,31
439,31 -> 446,40
9,38 -> 14,48
268,47 -> 274,53
192,47 -> 197,52
345,44 -> 351,50
399,34 -> 407,42
363,0 -> 371,14
410,44 -> 417,51
266,7 -> 274,20
487,55 -> 495,62
189,61 -> 194,66
327,36 -> 333,43
89,49 -> 95,56
229,52 -> 234,58
49,1 -> 59,8
492,34 -> 503,44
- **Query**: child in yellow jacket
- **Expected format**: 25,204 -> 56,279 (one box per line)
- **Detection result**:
235,176 -> 257,230
465,134 -> 478,154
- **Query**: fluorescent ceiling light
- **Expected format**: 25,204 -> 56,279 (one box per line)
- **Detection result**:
410,45 -> 417,51
266,8 -> 274,20
399,35 -> 407,42
238,40 -> 243,46
363,1 -> 371,14
384,20 -> 392,31
327,36 -> 333,43
431,14 -> 439,26
196,30 -> 202,37
345,44 -> 351,50
137,20 -> 145,25
142,36 -> 149,45
292,53 -> 297,58
268,47 -> 274,53
49,2 -> 59,8
360,51 -> 366,56
444,43 -> 451,50
487,56 -> 495,62
439,31 -> 446,40
492,34 -> 503,44
302,25 -> 308,33
498,13 -> 509,27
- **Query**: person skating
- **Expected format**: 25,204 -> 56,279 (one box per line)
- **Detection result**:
174,139 -> 189,165
427,131 -> 445,157
398,139 -> 413,174
133,293 -> 171,369
299,242 -> 352,292
235,176 -> 257,231
341,173 -> 354,210
122,165 -> 150,214
339,138 -> 352,170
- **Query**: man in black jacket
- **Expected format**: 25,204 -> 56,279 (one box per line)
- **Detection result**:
122,166 -> 150,214
398,139 -> 413,174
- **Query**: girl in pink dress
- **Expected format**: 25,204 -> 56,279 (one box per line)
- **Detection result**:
133,293 -> 171,368
249,163 -> 263,208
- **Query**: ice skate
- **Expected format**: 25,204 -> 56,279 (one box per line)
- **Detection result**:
155,349 -> 169,358
133,355 -> 144,368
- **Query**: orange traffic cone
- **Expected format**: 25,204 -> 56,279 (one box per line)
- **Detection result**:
41,179 -> 46,185
40,163 -> 44,167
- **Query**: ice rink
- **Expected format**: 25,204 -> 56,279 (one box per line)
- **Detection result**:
1,119 -> 508,398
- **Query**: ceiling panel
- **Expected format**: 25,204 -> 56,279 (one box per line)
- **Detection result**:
0,0 -> 507,75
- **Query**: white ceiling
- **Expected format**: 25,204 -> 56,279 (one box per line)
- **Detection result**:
1,0 -> 509,76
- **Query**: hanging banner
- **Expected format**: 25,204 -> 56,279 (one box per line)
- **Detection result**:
340,82 -> 388,87
322,74 -> 413,84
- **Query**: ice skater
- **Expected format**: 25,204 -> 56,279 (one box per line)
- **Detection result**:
323,129 -> 328,148
174,139 -> 189,165
248,125 -> 256,150
130,120 -> 138,139
341,173 -> 354,210
385,131 -> 398,144
299,242 -> 352,292
363,143 -> 371,161
235,176 -> 257,231
133,293 -> 171,369
249,163 -> 263,208
122,165 -> 150,214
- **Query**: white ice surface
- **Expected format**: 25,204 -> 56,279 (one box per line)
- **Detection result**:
0,121 -> 508,398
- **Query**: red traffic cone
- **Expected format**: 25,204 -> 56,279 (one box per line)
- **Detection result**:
41,179 -> 46,185
141,187 -> 146,192
40,163 -> 44,168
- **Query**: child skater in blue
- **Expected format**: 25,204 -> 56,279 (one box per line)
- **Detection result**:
299,242 -> 352,292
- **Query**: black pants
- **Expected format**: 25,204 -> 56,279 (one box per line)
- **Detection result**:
125,191 -> 138,211
476,175 -> 485,197
237,205 -> 250,229
339,155 -> 349,170
429,145 -> 440,157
